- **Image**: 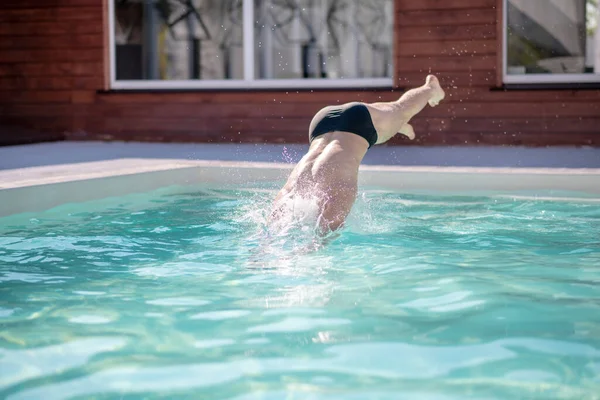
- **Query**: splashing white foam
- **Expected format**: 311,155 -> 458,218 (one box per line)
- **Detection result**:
231,189 -> 338,270
344,191 -> 396,235
268,195 -> 322,237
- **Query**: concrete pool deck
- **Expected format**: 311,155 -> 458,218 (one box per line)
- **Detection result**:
0,141 -> 599,216
2,141 -> 600,170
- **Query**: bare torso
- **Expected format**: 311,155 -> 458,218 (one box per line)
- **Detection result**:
271,130 -> 368,233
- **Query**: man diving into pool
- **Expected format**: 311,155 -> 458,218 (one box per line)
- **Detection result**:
269,74 -> 446,235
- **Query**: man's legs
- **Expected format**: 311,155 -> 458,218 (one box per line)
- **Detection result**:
393,75 -> 445,120
371,75 -> 445,143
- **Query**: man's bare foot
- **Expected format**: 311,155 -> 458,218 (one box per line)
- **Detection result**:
399,123 -> 415,140
425,75 -> 445,107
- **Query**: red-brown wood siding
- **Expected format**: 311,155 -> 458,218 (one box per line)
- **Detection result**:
393,0 -> 600,146
0,0 -> 104,144
1,0 -> 599,146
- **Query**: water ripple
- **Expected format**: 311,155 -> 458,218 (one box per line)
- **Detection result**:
1,187 -> 599,399
5,338 -> 598,399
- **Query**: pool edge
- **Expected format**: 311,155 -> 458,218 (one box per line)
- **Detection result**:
1,159 -> 599,216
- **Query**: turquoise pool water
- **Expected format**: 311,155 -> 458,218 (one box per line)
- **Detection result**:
1,185 -> 599,399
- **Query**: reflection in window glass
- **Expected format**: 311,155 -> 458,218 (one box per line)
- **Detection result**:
114,0 -> 244,81
253,0 -> 394,80
507,0 -> 599,75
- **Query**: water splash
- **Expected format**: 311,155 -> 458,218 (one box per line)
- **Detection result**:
281,146 -> 296,164
232,188 -> 340,270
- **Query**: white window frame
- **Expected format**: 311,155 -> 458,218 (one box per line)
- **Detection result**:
502,0 -> 600,84
108,0 -> 394,90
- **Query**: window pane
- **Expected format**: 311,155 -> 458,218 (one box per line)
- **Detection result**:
507,0 -> 599,75
253,0 -> 394,80
114,0 -> 244,81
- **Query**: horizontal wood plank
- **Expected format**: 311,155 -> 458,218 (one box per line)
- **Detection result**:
0,0 -> 99,9
445,87 -> 600,102
91,103 -> 322,120
397,0 -> 496,11
66,131 -> 305,144
0,34 -> 102,49
95,90 -> 404,105
398,71 -> 498,87
390,131 -> 598,146
397,9 -> 496,26
1,104 -> 75,119
397,40 -> 496,56
0,62 -> 103,77
1,115 -> 71,132
409,117 -> 600,134
0,7 -> 102,22
82,117 -> 309,134
397,25 -> 496,42
1,49 -> 102,63
417,101 -> 600,118
0,128 -> 65,146
0,76 -> 102,90
398,55 -> 496,72
0,21 -> 103,36
0,90 -> 72,103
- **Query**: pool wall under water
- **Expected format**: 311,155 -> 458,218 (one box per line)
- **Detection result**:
1,159 -> 599,217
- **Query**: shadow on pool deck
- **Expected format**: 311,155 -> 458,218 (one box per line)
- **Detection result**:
1,141 -> 600,170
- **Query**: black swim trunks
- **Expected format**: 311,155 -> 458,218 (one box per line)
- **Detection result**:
309,102 -> 378,148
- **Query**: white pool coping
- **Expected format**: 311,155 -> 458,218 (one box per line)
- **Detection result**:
1,142 -> 599,216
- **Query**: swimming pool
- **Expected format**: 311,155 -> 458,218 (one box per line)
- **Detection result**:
1,149 -> 599,399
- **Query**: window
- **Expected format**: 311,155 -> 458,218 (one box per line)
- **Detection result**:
503,0 -> 600,84
109,0 -> 395,90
